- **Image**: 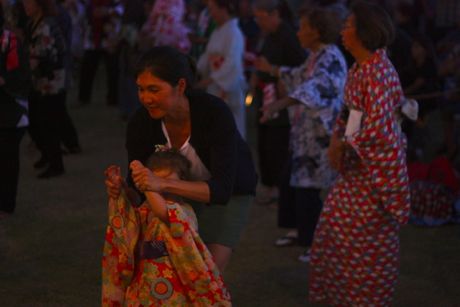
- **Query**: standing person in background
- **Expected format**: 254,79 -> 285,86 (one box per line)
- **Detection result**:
140,0 -> 191,53
197,0 -> 247,138
24,0 -> 75,178
105,47 -> 258,272
0,2 -> 29,216
78,0 -> 123,106
257,6 -> 347,262
56,0 -> 82,154
309,1 -> 411,305
252,0 -> 306,205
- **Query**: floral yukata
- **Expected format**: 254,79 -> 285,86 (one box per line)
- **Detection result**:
28,17 -> 66,95
142,0 -> 190,53
102,193 -> 231,306
309,49 -> 411,306
279,44 -> 347,188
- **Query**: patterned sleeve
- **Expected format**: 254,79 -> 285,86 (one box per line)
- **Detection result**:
208,30 -> 244,92
167,202 -> 198,238
346,76 -> 410,224
102,195 -> 139,306
288,54 -> 346,110
164,202 -> 232,305
278,61 -> 306,93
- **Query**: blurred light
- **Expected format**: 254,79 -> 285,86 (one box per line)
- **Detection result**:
245,93 -> 253,106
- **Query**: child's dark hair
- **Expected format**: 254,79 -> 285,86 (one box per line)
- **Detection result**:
146,149 -> 191,180
135,46 -> 197,95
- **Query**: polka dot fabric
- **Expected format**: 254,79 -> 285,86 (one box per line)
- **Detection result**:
309,49 -> 411,306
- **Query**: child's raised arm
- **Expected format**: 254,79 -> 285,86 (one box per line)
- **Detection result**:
130,160 -> 168,223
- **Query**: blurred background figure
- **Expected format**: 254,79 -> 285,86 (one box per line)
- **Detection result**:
197,0 -> 247,138
78,0 -> 123,106
140,0 -> 191,53
0,1 -> 29,216
251,0 -> 306,205
24,0 -> 79,178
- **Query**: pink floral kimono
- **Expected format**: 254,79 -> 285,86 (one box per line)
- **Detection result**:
141,0 -> 190,53
102,192 -> 231,306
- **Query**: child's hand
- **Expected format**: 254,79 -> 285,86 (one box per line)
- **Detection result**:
130,160 -> 162,193
104,165 -> 123,199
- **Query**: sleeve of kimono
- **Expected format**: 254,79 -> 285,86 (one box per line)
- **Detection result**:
102,194 -> 139,306
345,78 -> 410,224
208,29 -> 244,92
287,55 -> 345,110
278,62 -> 305,92
34,23 -> 66,70
164,203 -> 231,304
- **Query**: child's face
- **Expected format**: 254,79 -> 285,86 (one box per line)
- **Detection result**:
152,168 -> 180,180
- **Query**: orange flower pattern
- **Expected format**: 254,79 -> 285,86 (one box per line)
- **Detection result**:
102,193 -> 231,306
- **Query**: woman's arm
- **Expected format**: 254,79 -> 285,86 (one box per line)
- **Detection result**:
130,160 -> 211,203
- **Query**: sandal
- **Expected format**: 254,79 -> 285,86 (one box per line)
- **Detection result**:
298,248 -> 311,263
274,232 -> 298,247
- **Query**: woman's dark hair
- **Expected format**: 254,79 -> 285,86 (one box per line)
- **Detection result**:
411,32 -> 437,62
299,6 -> 342,44
146,149 -> 191,180
35,0 -> 58,17
135,46 -> 197,94
211,0 -> 238,16
253,0 -> 294,24
350,0 -> 395,51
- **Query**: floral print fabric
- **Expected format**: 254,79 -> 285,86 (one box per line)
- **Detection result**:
28,17 -> 66,95
309,49 -> 411,306
102,193 -> 231,306
279,44 -> 347,188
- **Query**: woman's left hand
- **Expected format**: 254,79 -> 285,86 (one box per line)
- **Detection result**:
130,160 -> 162,192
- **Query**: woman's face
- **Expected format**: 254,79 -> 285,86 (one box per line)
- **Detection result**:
136,70 -> 182,119
23,0 -> 40,18
253,9 -> 275,33
341,14 -> 361,53
208,0 -> 226,24
297,17 -> 320,49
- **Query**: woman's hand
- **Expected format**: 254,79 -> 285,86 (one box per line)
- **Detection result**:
104,165 -> 123,199
130,160 -> 163,193
259,99 -> 280,123
328,133 -> 345,171
254,56 -> 272,74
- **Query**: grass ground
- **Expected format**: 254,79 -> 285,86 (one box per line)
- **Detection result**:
1,75 -> 460,306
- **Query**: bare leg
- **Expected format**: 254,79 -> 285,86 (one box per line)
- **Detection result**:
207,243 -> 232,272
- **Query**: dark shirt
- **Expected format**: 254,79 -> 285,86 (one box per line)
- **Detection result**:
126,90 -> 258,205
256,21 -> 306,126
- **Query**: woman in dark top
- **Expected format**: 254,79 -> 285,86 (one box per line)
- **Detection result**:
252,0 -> 306,204
105,46 -> 257,272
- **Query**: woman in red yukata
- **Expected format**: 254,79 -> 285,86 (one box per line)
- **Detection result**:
102,149 -> 231,306
308,1 -> 411,306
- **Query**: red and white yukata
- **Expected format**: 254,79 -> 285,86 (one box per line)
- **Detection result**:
309,49 -> 411,306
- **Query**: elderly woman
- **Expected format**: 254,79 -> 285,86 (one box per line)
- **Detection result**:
257,6 -> 347,262
308,1 -> 411,305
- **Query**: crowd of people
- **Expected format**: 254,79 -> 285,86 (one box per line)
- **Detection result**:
1,0 -> 460,305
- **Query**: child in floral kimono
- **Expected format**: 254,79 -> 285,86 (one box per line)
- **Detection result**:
102,149 -> 231,306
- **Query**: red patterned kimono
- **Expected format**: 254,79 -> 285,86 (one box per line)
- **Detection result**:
102,193 -> 231,306
309,49 -> 411,306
